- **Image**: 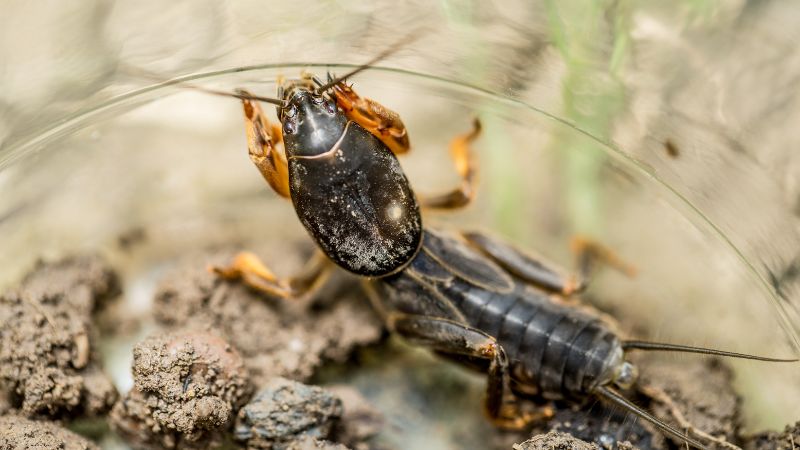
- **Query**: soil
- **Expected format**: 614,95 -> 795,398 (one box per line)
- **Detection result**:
513,431 -> 600,450
507,355 -> 741,450
151,250 -> 384,386
0,250 -> 795,450
745,421 -> 800,450
522,401 -> 654,450
637,355 -> 740,446
0,415 -> 100,450
105,245 -> 384,449
0,255 -> 119,418
234,377 -> 343,449
110,330 -> 252,449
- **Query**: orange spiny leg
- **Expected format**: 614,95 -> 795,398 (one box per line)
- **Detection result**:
419,118 -> 482,210
211,251 -> 331,300
331,82 -> 410,155
240,89 -> 291,198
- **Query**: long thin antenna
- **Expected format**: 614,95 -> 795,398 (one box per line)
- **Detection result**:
314,29 -> 427,94
168,82 -> 285,106
121,65 -> 286,106
595,386 -> 709,450
622,341 -> 798,362
203,86 -> 285,106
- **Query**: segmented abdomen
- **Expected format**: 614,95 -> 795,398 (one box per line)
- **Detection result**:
380,229 -> 622,400
470,288 -> 621,399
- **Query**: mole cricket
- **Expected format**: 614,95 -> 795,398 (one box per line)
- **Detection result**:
170,46 -> 797,450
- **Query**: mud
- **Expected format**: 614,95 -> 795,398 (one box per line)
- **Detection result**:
151,250 -> 384,385
524,402 -> 655,450
745,421 -> 800,450
513,431 -> 600,450
117,250 -> 772,450
511,355 -> 742,450
0,255 -> 119,418
0,250 -> 793,450
235,377 -> 343,449
637,355 -> 740,447
110,330 -> 251,449
0,415 -> 100,450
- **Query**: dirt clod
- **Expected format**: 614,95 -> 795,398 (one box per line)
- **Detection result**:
513,431 -> 600,450
110,388 -> 167,450
0,255 -> 119,418
235,377 -> 344,449
152,251 -> 383,386
527,402 -> 656,450
745,421 -> 800,450
110,330 -> 251,449
0,415 -> 100,450
638,356 -> 740,447
0,249 -> 770,450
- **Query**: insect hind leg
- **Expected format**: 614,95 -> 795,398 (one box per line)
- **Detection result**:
462,231 -> 636,295
388,313 -> 552,429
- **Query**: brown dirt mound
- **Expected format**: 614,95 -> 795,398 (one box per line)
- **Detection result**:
0,255 -> 119,418
0,415 -> 100,450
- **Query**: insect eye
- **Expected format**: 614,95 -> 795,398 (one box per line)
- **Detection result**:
283,120 -> 297,135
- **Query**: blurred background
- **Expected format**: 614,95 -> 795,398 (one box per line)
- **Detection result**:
1,0 -> 799,442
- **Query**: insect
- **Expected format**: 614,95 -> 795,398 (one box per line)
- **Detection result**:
189,49 -> 797,450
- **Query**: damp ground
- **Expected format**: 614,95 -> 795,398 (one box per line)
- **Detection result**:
1,247 -> 796,450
